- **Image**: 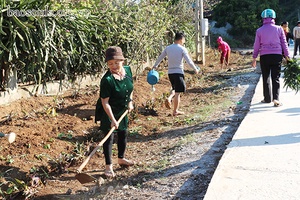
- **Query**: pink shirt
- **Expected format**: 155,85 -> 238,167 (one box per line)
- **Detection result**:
218,41 -> 231,56
253,18 -> 289,58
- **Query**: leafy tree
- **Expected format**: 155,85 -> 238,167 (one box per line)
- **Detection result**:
212,0 -> 280,45
0,0 -> 196,91
279,0 -> 300,28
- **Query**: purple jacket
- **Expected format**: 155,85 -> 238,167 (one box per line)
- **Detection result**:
253,18 -> 289,58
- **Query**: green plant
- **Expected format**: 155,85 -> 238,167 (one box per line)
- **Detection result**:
146,117 -> 153,121
0,168 -> 37,199
177,134 -> 196,146
48,142 -> 87,174
48,152 -> 73,173
34,153 -> 47,161
5,155 -> 14,164
154,158 -> 170,170
43,144 -> 50,149
29,165 -> 50,185
129,126 -> 142,136
45,96 -> 64,117
213,0 -> 280,45
73,141 -> 86,159
57,131 -> 73,139
1,0 -> 197,91
283,59 -> 300,93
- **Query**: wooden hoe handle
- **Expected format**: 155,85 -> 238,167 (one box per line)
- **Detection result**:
76,110 -> 129,173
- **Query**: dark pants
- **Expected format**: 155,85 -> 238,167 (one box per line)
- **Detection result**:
260,54 -> 283,102
294,38 -> 300,56
103,129 -> 128,165
168,73 -> 186,92
220,50 -> 231,65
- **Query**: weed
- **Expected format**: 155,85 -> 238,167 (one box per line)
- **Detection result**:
73,142 -> 86,159
6,155 -> 14,164
48,142 -> 87,174
43,144 -> 51,149
129,108 -> 139,121
129,126 -> 142,136
84,85 -> 99,96
176,134 -> 196,146
57,131 -> 73,140
139,99 -> 158,116
0,168 -> 37,199
0,111 -> 14,125
154,158 -> 170,170
48,152 -> 75,174
34,154 -> 47,161
45,96 -> 65,117
46,106 -> 57,117
111,147 -> 117,155
136,183 -> 142,189
173,117 -> 196,126
30,166 -> 50,180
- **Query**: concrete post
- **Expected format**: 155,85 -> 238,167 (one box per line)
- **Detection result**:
195,0 -> 200,62
200,0 -> 205,66
7,67 -> 18,91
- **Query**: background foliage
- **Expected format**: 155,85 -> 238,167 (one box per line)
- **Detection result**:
212,0 -> 300,45
1,0 -> 299,90
0,0 -> 195,90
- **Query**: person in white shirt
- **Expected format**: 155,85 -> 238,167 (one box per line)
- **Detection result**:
293,21 -> 300,57
152,32 -> 200,116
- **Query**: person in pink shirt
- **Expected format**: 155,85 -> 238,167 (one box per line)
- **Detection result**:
252,9 -> 289,107
217,36 -> 231,69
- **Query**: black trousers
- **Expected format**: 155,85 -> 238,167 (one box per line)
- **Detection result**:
168,73 -> 186,93
294,38 -> 300,56
103,129 -> 128,165
260,54 -> 283,102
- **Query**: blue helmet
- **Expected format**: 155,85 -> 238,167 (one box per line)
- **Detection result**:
261,9 -> 276,19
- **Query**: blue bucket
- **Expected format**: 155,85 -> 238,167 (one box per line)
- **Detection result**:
147,70 -> 159,85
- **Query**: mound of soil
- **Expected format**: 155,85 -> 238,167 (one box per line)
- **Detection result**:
0,48 -> 260,199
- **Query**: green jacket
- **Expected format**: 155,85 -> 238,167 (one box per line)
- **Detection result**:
95,66 -> 133,132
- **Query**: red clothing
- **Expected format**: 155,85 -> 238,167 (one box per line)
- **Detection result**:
218,41 -> 231,57
217,37 -> 231,64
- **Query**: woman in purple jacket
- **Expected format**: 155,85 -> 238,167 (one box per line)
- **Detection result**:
252,9 -> 290,107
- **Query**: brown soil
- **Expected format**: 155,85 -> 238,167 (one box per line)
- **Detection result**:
0,48 -> 259,200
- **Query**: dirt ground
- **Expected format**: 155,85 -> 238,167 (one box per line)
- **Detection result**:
0,48 -> 260,200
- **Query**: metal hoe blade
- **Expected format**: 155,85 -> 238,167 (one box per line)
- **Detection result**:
74,110 -> 129,184
75,173 -> 97,184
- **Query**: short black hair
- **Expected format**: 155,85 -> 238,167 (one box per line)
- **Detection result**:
281,21 -> 288,26
298,21 -> 300,25
174,32 -> 185,41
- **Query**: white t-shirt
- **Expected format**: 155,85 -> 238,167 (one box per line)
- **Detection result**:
293,26 -> 300,39
153,43 -> 198,74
